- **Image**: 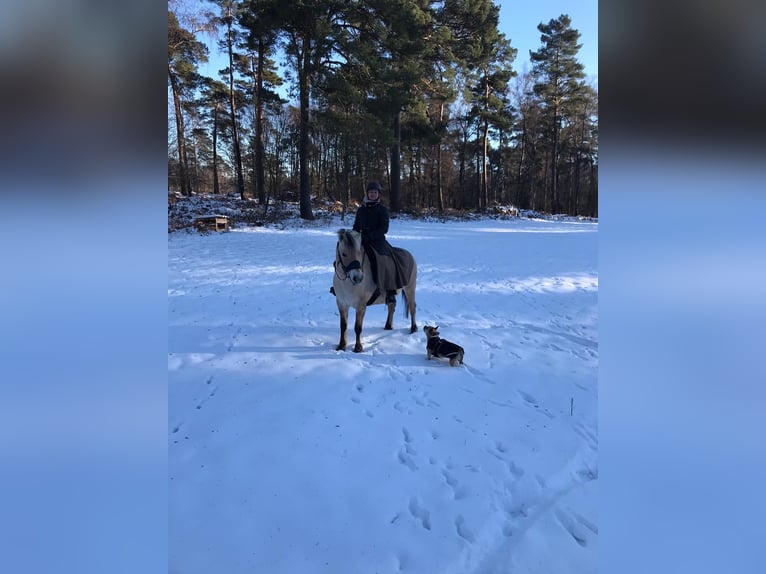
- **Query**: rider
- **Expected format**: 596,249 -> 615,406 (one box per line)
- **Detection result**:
352,181 -> 405,304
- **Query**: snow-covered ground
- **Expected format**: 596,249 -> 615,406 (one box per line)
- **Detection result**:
168,213 -> 598,573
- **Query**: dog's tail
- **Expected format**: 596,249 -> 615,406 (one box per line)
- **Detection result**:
449,349 -> 465,367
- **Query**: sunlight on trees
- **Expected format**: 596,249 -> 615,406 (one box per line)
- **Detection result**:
169,2 -> 597,218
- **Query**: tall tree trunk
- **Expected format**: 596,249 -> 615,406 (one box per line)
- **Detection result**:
575,116 -> 589,215
515,123 -> 526,207
189,138 -> 199,192
542,151 -> 550,213
168,67 -> 191,196
408,142 -> 417,205
481,76 -> 490,209
225,13 -> 245,198
298,37 -> 314,220
436,101 -> 444,212
459,125 -> 466,190
475,123 -> 481,209
588,159 -> 597,217
212,102 -> 220,194
254,42 -> 266,205
390,111 -> 401,212
551,105 -> 559,213
573,150 -> 581,215
482,115 -> 490,208
342,144 -> 350,221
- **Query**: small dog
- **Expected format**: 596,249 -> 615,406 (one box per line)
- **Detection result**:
423,325 -> 464,366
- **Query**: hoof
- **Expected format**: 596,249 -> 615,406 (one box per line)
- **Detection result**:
353,344 -> 363,353
336,344 -> 346,351
410,325 -> 417,334
384,324 -> 393,330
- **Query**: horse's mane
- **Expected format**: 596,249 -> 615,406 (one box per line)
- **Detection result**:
337,228 -> 361,250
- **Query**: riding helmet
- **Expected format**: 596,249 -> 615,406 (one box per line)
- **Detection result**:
364,181 -> 382,204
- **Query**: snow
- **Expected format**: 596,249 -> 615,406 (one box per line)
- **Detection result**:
168,210 -> 598,573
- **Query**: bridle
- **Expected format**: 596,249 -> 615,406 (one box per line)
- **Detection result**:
334,235 -> 366,281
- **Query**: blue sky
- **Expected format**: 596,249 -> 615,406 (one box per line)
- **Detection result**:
196,0 -> 598,91
497,0 -> 598,81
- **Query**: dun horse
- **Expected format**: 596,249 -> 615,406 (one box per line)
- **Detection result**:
332,228 -> 417,352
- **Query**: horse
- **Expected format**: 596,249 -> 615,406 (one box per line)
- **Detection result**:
332,228 -> 417,352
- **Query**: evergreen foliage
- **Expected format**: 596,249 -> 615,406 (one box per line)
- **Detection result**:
168,10 -> 209,196
530,14 -> 588,214
168,1 -> 597,217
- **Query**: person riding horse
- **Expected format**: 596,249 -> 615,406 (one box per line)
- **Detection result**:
353,181 -> 406,304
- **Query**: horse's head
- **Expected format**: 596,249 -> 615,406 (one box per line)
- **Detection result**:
336,228 -> 365,285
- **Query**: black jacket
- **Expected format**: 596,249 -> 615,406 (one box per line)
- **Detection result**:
352,201 -> 390,251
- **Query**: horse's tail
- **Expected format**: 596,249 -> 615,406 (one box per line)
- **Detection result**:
402,290 -> 409,319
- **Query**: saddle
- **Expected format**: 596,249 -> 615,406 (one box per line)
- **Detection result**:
363,242 -> 414,292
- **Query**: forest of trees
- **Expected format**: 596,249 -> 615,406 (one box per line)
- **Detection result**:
168,0 -> 597,218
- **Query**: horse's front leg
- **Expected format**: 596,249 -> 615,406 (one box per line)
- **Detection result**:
353,306 -> 367,352
336,304 -> 348,351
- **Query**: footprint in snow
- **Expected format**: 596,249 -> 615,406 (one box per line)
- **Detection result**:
554,508 -> 597,547
397,449 -> 418,471
442,469 -> 469,500
195,386 -> 218,410
408,497 -> 431,530
455,515 -> 475,543
394,402 -> 411,415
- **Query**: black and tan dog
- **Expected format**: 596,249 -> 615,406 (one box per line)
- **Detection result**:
423,325 -> 464,366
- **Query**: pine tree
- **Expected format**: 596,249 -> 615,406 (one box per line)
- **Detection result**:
350,0 -> 435,212
199,79 -> 230,195
509,69 -> 543,211
238,0 -> 284,205
469,29 -> 515,208
168,10 -> 208,196
560,81 -> 597,216
439,0 -> 515,209
530,14 -> 585,214
277,0 -> 347,220
207,0 -> 247,198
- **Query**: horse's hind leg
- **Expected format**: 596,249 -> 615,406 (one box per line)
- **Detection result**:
384,300 -> 395,330
405,286 -> 417,333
